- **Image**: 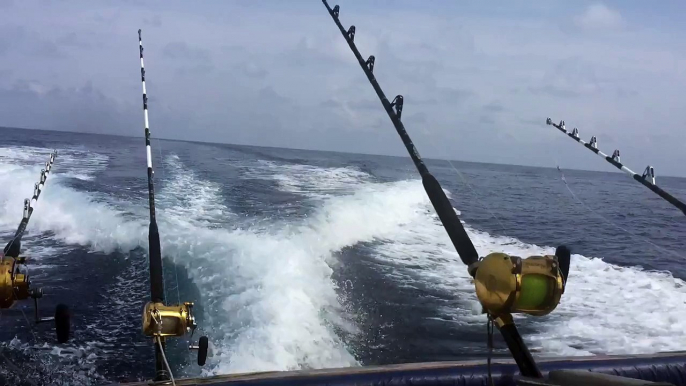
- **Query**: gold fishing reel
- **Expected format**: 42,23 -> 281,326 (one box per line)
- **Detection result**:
0,255 -> 71,342
471,250 -> 568,320
0,256 -> 30,308
142,301 -> 210,366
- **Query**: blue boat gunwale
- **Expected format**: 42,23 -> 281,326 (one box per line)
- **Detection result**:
118,351 -> 686,385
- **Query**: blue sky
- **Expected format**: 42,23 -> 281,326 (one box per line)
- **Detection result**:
0,0 -> 684,176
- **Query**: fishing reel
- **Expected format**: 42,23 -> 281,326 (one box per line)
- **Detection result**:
0,254 -> 71,343
142,301 -> 210,366
470,246 -> 571,324
0,149 -> 70,343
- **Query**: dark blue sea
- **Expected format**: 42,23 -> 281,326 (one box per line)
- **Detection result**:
0,127 -> 684,385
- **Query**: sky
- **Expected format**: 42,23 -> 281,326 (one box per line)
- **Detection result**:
0,0 -> 684,176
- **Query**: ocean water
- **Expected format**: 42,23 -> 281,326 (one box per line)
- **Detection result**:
0,126 -> 684,385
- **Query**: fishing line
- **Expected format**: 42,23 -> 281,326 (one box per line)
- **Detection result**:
323,2 -> 542,377
0,348 -> 39,386
553,162 -> 682,259
157,336 -> 176,386
138,28 -> 209,380
154,140 -> 189,365
486,316 -> 495,386
545,126 -> 683,258
138,29 -> 174,380
418,125 -> 510,233
153,138 -> 182,307
152,309 -> 176,385
12,286 -> 39,343
157,143 -> 169,304
324,1 -> 481,266
546,117 -> 686,216
161,152 -> 183,307
346,76 -> 509,233
17,305 -> 38,342
173,259 -> 182,307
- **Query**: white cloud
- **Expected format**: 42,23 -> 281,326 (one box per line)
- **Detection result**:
0,1 -> 684,175
574,3 -> 624,30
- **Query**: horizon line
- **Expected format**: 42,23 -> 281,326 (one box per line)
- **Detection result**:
0,124 -> 684,180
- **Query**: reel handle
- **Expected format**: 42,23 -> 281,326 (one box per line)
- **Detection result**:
30,289 -> 71,343
189,336 -> 210,366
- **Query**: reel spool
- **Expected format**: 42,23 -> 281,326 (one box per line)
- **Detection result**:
142,301 -> 210,366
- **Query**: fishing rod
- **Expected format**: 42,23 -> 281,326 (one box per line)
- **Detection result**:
546,117 -> 686,216
3,151 -> 56,258
137,29 -> 208,383
320,1 -> 477,268
322,2 -> 572,379
0,150 -> 70,343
